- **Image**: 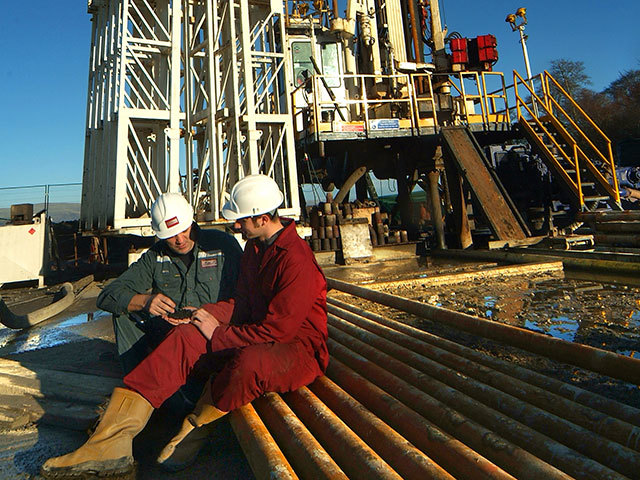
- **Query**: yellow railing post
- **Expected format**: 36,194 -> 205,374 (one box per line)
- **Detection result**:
312,76 -> 319,134
544,73 -> 553,115
428,75 -> 438,127
608,142 -> 621,203
573,143 -> 583,209
513,71 -> 521,119
361,76 -> 369,134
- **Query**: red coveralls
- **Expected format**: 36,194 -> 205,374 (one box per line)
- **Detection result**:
124,219 -> 328,412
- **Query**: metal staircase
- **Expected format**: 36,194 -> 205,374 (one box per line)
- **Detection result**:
513,70 -> 622,212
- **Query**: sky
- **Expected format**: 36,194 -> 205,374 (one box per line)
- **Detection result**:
0,1 -> 638,195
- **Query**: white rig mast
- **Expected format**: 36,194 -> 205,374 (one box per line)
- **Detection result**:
81,0 -> 299,234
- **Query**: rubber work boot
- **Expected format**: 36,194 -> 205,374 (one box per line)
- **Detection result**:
41,387 -> 153,478
156,384 -> 227,471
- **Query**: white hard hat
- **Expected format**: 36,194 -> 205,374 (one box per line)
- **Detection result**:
222,175 -> 284,221
151,193 -> 194,239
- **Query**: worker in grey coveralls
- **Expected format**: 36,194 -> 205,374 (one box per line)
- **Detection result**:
96,193 -> 242,381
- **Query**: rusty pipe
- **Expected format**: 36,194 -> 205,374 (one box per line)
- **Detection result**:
308,375 -> 456,480
577,211 -> 640,222
594,234 -> 640,247
328,301 -> 640,452
328,335 -> 623,480
253,393 -> 348,480
327,338 -> 572,480
405,0 -> 423,63
284,387 -> 404,480
593,223 -> 640,233
431,247 -> 640,277
427,169 -> 447,249
327,276 -> 640,385
327,296 -> 640,431
323,359 -> 516,480
331,0 -> 339,19
328,316 -> 640,477
229,404 -> 298,480
507,247 -> 640,265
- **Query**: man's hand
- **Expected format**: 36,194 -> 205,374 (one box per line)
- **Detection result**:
165,307 -> 195,326
190,308 -> 221,340
128,293 -> 176,318
144,293 -> 176,317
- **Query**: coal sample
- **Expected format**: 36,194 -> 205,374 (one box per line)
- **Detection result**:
168,309 -> 193,320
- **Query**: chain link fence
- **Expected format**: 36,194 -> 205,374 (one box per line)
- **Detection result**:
0,183 -> 81,225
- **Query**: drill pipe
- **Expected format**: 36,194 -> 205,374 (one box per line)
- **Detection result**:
229,404 -> 298,480
328,335 -> 624,480
319,361 -> 517,480
308,375 -> 456,480
328,296 -> 640,428
328,316 -> 640,477
327,277 -> 640,385
327,340 -> 571,480
431,248 -> 640,278
283,386 -> 403,480
327,301 -> 640,452
252,393 -> 348,480
577,211 -> 640,222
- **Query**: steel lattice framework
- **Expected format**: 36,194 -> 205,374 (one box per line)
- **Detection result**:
81,0 -> 299,234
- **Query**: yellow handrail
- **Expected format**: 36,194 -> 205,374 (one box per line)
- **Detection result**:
513,70 -> 583,202
513,69 -> 620,206
543,70 -> 619,202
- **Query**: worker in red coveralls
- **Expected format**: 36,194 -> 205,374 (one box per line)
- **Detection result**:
41,174 -> 328,478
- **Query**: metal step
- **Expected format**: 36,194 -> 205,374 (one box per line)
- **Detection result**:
584,195 -> 610,202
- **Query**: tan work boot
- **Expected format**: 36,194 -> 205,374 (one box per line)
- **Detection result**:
157,384 -> 227,471
41,387 -> 153,478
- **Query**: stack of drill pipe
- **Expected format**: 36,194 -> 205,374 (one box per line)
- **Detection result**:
324,297 -> 640,479
328,277 -> 640,384
308,198 -> 410,251
229,290 -> 640,479
308,197 -> 344,252
576,211 -> 640,247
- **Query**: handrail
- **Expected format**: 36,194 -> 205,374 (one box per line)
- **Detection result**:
544,71 -> 610,140
291,71 -> 510,135
543,72 -> 619,201
513,69 -> 621,207
514,70 -> 582,201
545,95 -> 610,167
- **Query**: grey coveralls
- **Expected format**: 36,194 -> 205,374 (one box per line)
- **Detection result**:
97,225 -> 242,374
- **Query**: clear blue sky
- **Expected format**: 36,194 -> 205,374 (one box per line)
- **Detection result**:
1,1 -> 638,190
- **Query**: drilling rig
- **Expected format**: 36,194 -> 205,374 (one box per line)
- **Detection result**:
80,0 -> 622,250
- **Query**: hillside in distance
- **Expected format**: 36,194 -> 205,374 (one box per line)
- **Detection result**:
0,203 -> 80,225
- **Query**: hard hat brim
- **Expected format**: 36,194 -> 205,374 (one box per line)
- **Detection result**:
221,190 -> 284,221
154,222 -> 192,239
